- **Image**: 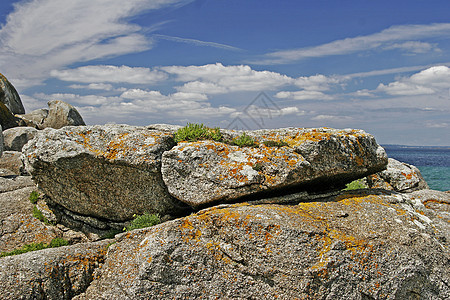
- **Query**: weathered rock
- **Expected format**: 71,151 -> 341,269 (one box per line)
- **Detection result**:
2,126 -> 38,151
0,102 -> 20,130
0,240 -> 111,300
76,190 -> 449,299
0,125 -> 2,158
0,151 -> 27,176
162,128 -> 388,206
0,72 -> 24,114
16,108 -> 49,128
22,124 -> 188,225
41,100 -> 85,129
0,185 -> 35,220
365,158 -> 429,192
0,213 -> 61,253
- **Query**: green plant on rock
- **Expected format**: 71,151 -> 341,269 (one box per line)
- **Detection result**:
252,162 -> 263,172
124,213 -> 161,232
29,191 -> 39,204
0,238 -> 69,258
231,132 -> 258,147
174,123 -> 223,143
32,206 -> 54,225
263,140 -> 289,147
343,179 -> 368,191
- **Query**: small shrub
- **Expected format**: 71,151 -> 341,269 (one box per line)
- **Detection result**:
0,238 -> 69,258
124,213 -> 161,232
231,133 -> 258,147
343,179 -> 368,191
174,123 -> 223,143
263,140 -> 289,147
29,191 -> 39,204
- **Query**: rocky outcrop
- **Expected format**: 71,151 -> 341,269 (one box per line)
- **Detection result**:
0,102 -> 20,130
0,73 -> 24,115
76,190 -> 449,299
16,100 -> 85,129
365,158 -> 429,192
0,240 -> 111,300
162,128 -> 387,206
22,124 -> 188,227
2,126 -> 38,151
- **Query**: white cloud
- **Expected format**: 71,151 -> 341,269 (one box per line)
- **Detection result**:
294,74 -> 341,91
383,41 -> 439,54
425,122 -> 449,128
52,65 -> 167,84
256,23 -> 450,64
377,66 -> 450,96
34,92 -> 121,106
163,63 -> 294,93
154,34 -> 242,51
0,0 -> 191,87
69,83 -> 116,91
311,114 -> 353,122
275,90 -> 334,101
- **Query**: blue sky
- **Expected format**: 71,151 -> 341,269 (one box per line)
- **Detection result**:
1,0 -> 449,146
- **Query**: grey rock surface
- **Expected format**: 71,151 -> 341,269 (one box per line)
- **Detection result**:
0,213 -> 60,253
0,185 -> 35,220
0,72 -> 24,114
16,108 -> 49,128
22,124 -> 188,223
2,126 -> 38,151
162,128 -> 388,206
0,102 -> 20,130
40,100 -> 85,129
76,190 -> 449,299
365,158 -> 429,192
0,151 -> 27,176
0,240 -> 111,300
0,125 -> 2,158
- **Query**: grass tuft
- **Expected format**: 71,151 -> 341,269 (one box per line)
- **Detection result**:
29,191 -> 39,204
124,213 -> 161,232
174,123 -> 223,143
231,132 -> 258,147
0,238 -> 69,258
32,206 -> 54,225
343,179 -> 368,190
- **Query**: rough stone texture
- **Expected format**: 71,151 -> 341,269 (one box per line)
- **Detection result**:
0,102 -> 20,130
16,108 -> 49,128
2,126 -> 38,151
0,240 -> 111,300
0,72 -> 24,114
0,185 -> 35,220
0,213 -> 61,253
22,124 -> 188,223
162,128 -> 388,206
41,100 -> 85,129
0,151 -> 27,176
365,158 -> 429,192
0,125 -> 2,158
76,190 -> 449,299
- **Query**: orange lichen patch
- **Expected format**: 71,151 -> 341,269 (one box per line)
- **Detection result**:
422,198 -> 450,209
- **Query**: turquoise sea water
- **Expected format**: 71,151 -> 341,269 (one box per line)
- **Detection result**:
382,145 -> 450,192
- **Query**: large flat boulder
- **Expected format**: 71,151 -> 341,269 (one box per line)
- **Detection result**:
0,240 -> 110,300
0,72 -> 24,115
22,125 -> 188,223
0,151 -> 27,176
75,190 -> 449,299
162,128 -> 388,206
365,158 -> 429,192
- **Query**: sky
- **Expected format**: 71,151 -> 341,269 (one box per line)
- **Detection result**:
0,0 -> 449,146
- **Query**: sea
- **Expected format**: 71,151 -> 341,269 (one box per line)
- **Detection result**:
382,145 -> 450,192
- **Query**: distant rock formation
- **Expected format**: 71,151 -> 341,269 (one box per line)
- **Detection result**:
16,100 -> 85,129
365,158 -> 429,192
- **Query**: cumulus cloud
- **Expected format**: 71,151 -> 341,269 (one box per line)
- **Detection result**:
163,63 -> 294,93
255,23 -> 450,64
51,65 -> 168,84
376,65 -> 450,96
0,0 -> 191,87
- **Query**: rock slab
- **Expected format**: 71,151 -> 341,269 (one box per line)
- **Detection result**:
2,126 -> 38,151
22,124 -> 187,223
76,190 -> 449,299
0,72 -> 24,115
162,128 -> 388,206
